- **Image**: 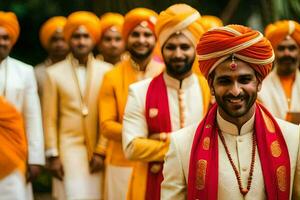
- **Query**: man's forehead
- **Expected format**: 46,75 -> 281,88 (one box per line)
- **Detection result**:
0,27 -> 9,36
165,32 -> 193,45
214,59 -> 255,76
131,24 -> 153,34
278,36 -> 299,48
73,25 -> 90,35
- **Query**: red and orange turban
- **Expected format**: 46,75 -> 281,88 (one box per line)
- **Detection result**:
197,25 -> 274,80
39,16 -> 66,49
122,8 -> 158,42
265,20 -> 300,48
64,11 -> 101,43
155,4 -> 204,47
0,11 -> 20,45
199,15 -> 223,32
100,12 -> 124,38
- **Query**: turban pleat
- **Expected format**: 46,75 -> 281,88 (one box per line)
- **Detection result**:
199,15 -> 223,32
64,11 -> 101,43
0,11 -> 20,45
100,12 -> 124,38
39,16 -> 67,49
197,25 -> 274,80
265,20 -> 300,48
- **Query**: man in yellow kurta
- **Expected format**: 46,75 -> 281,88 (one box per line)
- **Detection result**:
43,11 -> 111,200
0,96 -> 27,199
258,20 -> 300,123
122,4 -> 210,200
96,12 -> 125,66
35,16 -> 69,101
99,8 -> 163,200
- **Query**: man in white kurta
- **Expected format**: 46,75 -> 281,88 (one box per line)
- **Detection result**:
161,25 -> 300,200
43,11 -> 111,200
258,20 -> 300,122
0,11 -> 44,200
122,4 -> 211,200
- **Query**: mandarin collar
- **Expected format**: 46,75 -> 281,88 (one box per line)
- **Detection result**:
216,109 -> 255,136
163,72 -> 195,90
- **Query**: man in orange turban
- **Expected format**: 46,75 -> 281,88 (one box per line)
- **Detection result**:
161,25 -> 300,200
0,96 -> 27,199
259,20 -> 300,123
0,11 -> 45,200
96,12 -> 125,66
98,7 -> 164,200
43,11 -> 112,200
122,4 -> 210,200
35,16 -> 69,101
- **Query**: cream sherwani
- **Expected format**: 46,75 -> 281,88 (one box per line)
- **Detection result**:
161,111 -> 300,200
35,58 -> 53,102
123,72 -> 207,199
43,54 -> 112,200
0,57 -> 45,200
258,69 -> 300,120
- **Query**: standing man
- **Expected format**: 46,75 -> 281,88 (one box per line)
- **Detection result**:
99,8 -> 162,200
259,20 -> 300,123
122,4 -> 210,200
35,16 -> 69,100
0,11 -> 45,199
43,11 -> 111,200
0,96 -> 27,199
96,12 -> 125,66
161,24 -> 300,199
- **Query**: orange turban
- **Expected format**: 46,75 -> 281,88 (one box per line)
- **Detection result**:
155,4 -> 204,47
199,15 -> 223,32
197,25 -> 274,80
265,20 -> 300,48
100,12 -> 124,38
123,8 -> 158,42
0,11 -> 20,45
39,16 -> 67,49
64,11 -> 101,43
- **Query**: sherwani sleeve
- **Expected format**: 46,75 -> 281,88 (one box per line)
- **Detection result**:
99,73 -> 122,141
23,67 -> 45,165
292,126 -> 300,199
123,85 -> 170,162
161,133 -> 187,200
43,72 -> 59,157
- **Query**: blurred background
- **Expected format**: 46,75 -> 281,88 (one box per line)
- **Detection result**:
1,0 -> 299,72
0,0 -> 299,198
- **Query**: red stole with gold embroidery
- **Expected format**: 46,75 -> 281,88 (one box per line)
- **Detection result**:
187,103 -> 291,200
145,73 -> 171,200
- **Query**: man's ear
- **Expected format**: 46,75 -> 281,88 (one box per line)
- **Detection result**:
257,81 -> 262,92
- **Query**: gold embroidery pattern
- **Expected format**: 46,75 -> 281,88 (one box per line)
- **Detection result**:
196,159 -> 207,190
276,166 -> 287,192
203,137 -> 210,150
270,140 -> 282,157
205,124 -> 211,128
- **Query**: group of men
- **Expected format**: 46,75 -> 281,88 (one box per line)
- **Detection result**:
0,3 -> 299,200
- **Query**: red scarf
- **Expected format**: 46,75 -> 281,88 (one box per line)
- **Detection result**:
145,73 -> 171,200
188,103 -> 291,200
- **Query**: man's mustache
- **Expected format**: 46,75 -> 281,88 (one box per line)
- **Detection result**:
278,56 -> 297,64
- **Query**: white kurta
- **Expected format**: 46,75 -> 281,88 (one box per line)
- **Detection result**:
0,57 -> 45,200
161,111 -> 300,200
123,72 -> 205,152
258,69 -> 300,120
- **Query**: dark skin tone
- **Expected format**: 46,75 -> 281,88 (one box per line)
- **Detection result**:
127,25 -> 156,71
211,59 -> 261,132
46,31 -> 69,64
47,26 -> 104,180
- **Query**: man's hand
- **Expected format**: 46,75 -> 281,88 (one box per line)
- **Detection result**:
46,156 -> 64,181
89,154 -> 105,173
149,132 -> 169,141
27,164 -> 42,182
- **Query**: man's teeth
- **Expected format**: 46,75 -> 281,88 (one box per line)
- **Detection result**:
228,98 -> 243,103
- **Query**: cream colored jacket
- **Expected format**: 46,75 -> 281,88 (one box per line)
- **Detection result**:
161,112 -> 300,200
43,54 -> 111,160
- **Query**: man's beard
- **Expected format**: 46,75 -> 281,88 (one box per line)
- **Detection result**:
165,58 -> 194,77
128,48 -> 153,60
